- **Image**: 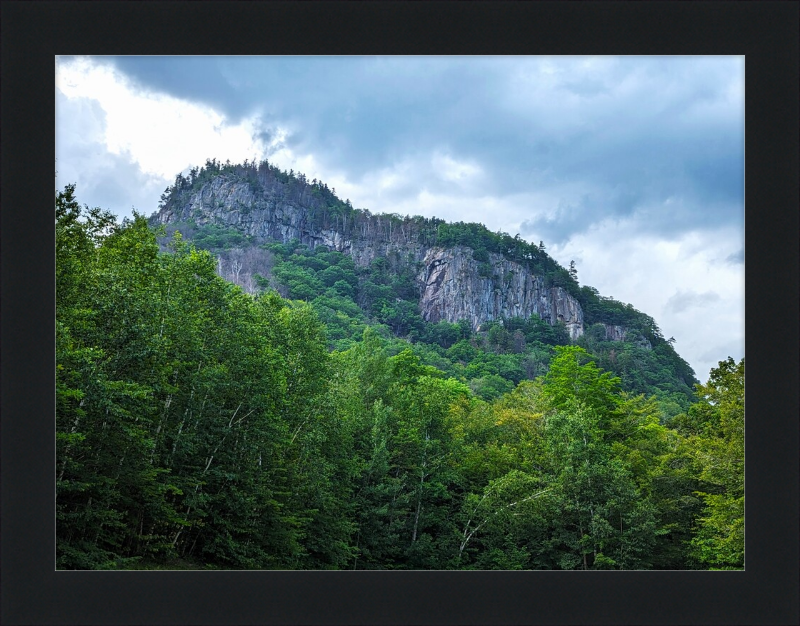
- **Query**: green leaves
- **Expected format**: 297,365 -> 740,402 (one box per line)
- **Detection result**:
542,345 -> 622,417
56,187 -> 353,569
690,493 -> 744,569
685,358 -> 745,569
56,182 -> 737,571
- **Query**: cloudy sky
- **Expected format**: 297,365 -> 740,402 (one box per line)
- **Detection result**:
55,55 -> 744,381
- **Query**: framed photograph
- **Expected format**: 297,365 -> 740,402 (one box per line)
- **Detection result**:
3,2 -> 798,624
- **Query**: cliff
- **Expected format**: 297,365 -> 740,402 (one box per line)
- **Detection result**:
153,170 -> 584,337
153,174 -> 349,250
420,247 -> 584,338
152,173 -> 429,265
601,323 -> 651,350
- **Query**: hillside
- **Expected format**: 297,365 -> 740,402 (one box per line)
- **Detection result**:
150,158 -> 697,414
57,180 -> 743,571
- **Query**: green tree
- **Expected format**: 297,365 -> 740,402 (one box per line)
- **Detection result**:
687,358 -> 744,569
568,260 -> 578,282
535,403 -> 657,569
541,345 -> 622,419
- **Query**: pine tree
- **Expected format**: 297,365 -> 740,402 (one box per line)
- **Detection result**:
568,260 -> 578,282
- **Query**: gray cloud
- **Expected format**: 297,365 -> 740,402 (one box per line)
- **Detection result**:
698,340 -> 745,373
725,249 -> 744,265
518,186 -> 645,244
665,289 -> 722,314
84,56 -> 743,243
56,89 -> 166,218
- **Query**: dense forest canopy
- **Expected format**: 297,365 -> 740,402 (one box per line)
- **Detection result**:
57,181 -> 743,570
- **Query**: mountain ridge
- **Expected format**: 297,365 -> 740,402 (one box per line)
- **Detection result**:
151,160 -> 593,336
149,158 -> 696,409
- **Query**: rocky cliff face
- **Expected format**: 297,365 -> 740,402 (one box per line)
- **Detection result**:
598,323 -> 652,350
153,175 -> 429,265
154,174 -> 585,339
603,324 -> 627,342
419,247 -> 584,339
153,175 -> 350,251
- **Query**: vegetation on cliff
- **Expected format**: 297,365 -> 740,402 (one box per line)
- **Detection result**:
154,159 -> 696,413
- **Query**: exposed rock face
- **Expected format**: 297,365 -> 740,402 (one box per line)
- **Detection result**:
154,174 -> 585,340
153,176 -> 430,266
601,323 -> 652,350
153,176 -> 350,251
604,324 -> 627,342
419,247 -> 584,339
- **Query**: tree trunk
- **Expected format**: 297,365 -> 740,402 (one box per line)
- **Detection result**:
411,499 -> 422,543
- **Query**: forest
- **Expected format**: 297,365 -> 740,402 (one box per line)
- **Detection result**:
56,183 -> 744,570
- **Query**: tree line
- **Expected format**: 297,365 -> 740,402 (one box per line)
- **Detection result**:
57,185 -> 743,570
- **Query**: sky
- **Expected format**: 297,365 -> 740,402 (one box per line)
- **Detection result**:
55,55 -> 744,382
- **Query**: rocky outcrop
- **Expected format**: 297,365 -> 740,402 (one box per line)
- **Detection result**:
419,247 -> 584,339
600,323 -> 652,350
154,174 -> 585,340
603,324 -> 627,342
153,176 -> 349,250
154,176 -> 431,267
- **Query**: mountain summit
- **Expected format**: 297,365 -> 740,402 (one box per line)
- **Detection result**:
151,158 -> 696,410
152,160 -> 585,339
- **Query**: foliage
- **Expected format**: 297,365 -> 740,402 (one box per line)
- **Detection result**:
58,184 -> 735,571
681,358 -> 745,569
57,191 -> 355,569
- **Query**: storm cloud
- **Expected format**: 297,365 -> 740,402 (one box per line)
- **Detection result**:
78,56 -> 744,240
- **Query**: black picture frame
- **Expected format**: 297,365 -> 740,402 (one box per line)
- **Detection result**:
2,2 -> 797,624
